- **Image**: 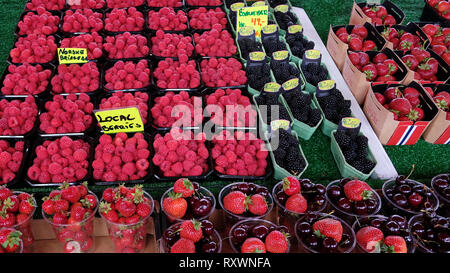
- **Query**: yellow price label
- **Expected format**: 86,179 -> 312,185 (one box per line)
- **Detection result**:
58,48 -> 87,64
231,2 -> 245,11
305,49 -> 321,60
341,117 -> 360,129
272,50 -> 289,61
274,4 -> 289,13
288,25 -> 303,34
252,1 -> 266,7
264,82 -> 281,93
262,24 -> 277,34
249,51 -> 266,61
239,26 -> 255,36
237,6 -> 269,38
318,80 -> 335,91
271,120 -> 290,131
282,78 -> 299,91
95,107 -> 144,134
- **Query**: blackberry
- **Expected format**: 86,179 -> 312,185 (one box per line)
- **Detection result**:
334,131 -> 351,149
238,37 -> 263,60
274,10 -> 298,30
317,88 -> 352,125
246,62 -> 271,91
356,135 -> 369,151
307,108 -> 321,127
270,129 -> 306,175
270,60 -> 299,84
268,0 -> 288,8
285,31 -> 315,59
255,93 -> 291,124
262,36 -> 287,56
303,63 -> 329,86
225,0 -> 242,8
283,89 -> 320,127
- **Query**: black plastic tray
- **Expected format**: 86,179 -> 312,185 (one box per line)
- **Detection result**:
103,6 -> 147,34
14,10 -> 62,37
60,9 -> 105,36
0,95 -> 41,139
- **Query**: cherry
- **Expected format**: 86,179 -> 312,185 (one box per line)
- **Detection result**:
296,222 -> 312,238
434,179 -> 448,190
395,175 -> 406,185
255,187 -> 270,199
365,199 -> 377,213
339,233 -> 352,248
354,201 -> 367,215
237,183 -> 250,194
201,241 -> 218,253
389,215 -> 407,229
422,200 -> 433,211
305,234 -> 319,249
247,183 -> 257,194
392,193 -> 408,208
163,229 -> 178,246
232,227 -> 248,244
436,218 -> 449,231
300,178 -> 312,187
408,192 -> 423,207
397,184 -> 412,195
370,218 -> 383,229
337,197 -> 352,212
411,222 -> 426,237
327,185 -> 342,200
322,237 -> 338,252
302,181 -> 314,191
303,213 -> 319,224
384,188 -> 395,199
426,229 -> 436,240
251,225 -> 269,240
424,190 -> 434,198
313,195 -> 326,207
412,184 -> 425,195
437,233 -> 450,245
201,220 -> 214,236
385,221 -> 400,235
277,225 -> 289,234
188,195 -> 200,207
314,184 -> 326,195
192,197 -> 212,217
193,182 -> 200,191
340,178 -> 351,186
443,188 -> 450,199
276,190 -> 288,205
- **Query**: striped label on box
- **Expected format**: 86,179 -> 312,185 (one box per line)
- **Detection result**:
386,121 -> 429,145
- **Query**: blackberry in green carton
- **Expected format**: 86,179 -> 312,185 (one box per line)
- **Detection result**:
274,5 -> 298,30
316,87 -> 352,125
255,92 -> 291,124
246,61 -> 272,92
271,129 -> 307,176
270,53 -> 299,84
302,63 -> 329,87
283,89 -> 321,128
285,26 -> 315,60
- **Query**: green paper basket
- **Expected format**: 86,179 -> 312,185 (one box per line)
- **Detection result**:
236,35 -> 266,64
312,93 -> 338,137
330,130 -> 377,180
297,59 -> 331,94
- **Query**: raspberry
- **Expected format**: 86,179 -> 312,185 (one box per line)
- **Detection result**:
104,32 -> 149,59
9,34 -> 57,64
99,92 -> 148,125
187,0 -> 222,6
154,59 -> 201,89
193,28 -> 236,57
151,31 -> 194,58
105,8 -> 144,32
0,97 -> 38,136
26,0 -> 65,10
62,9 -> 103,33
188,7 -> 227,30
147,0 -> 182,7
60,33 -> 103,60
201,57 -> 247,87
51,63 -> 100,94
18,10 -> 60,36
106,0 -> 145,8
104,60 -> 150,91
148,8 -> 188,31
68,0 -> 105,8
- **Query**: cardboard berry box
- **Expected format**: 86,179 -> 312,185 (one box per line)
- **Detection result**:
374,22 -> 430,52
420,0 -> 450,27
349,0 -> 405,26
422,83 -> 450,144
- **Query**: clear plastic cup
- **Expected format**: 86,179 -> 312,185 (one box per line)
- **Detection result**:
325,180 -> 382,224
218,182 -> 274,236
9,191 -> 36,253
228,218 -> 291,253
161,186 -> 216,223
0,227 -> 23,253
42,191 -> 99,253
382,179 -> 440,217
407,214 -> 448,253
159,221 -> 222,253
351,215 -> 416,253
294,212 -> 356,253
431,174 -> 450,217
100,190 -> 154,253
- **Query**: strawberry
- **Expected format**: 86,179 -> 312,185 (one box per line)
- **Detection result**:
265,230 -> 289,253
389,98 -> 412,116
351,25 -> 368,39
223,191 -> 247,215
285,193 -> 307,214
411,48 -> 431,64
373,53 -> 388,64
60,183 -> 81,204
0,229 -> 22,253
383,235 -> 407,253
384,59 -> 398,75
383,14 -> 396,25
18,197 -> 36,215
406,96 -> 421,108
171,238 -> 196,253
241,237 -> 266,253
312,218 -> 343,243
116,199 -> 136,217
81,194 -> 97,210
282,176 -> 301,196
41,199 -> 55,215
384,87 -> 402,102
162,192 -> 187,219
424,87 -> 435,97
180,219 -> 203,243
335,27 -> 347,37
0,187 -> 11,200
362,64 -> 378,81
348,51 -> 361,66
343,179 -> 373,201
402,55 -> 419,71
356,226 -> 384,252
247,194 -> 268,216
136,202 -> 152,218
349,35 -> 363,51
359,52 -> 370,66
422,24 -> 439,38
376,63 -> 389,77
99,202 -> 119,222
173,178 -> 194,198
407,108 -> 425,121
434,92 -> 450,111
362,40 -> 377,51
375,92 -> 386,105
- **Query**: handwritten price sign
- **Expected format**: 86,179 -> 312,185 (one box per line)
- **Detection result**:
237,6 -> 268,37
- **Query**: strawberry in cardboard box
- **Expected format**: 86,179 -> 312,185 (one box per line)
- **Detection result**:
349,0 -> 405,26
422,83 -> 450,144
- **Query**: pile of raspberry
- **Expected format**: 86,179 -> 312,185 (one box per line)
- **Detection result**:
200,57 -> 247,87
0,96 -> 38,136
106,0 -> 145,8
193,25 -> 237,57
152,128 -> 210,177
147,0 -> 182,7
51,62 -> 100,94
187,0 -> 222,6
40,93 -> 94,134
59,32 -> 103,60
188,7 -> 228,30
151,30 -> 194,58
105,8 -> 145,32
62,9 -> 103,33
212,131 -> 268,176
27,136 -> 90,184
104,32 -> 149,59
205,88 -> 257,127
1,63 -> 52,96
0,140 -> 25,185
151,91 -> 203,128
9,34 -> 57,64
99,91 -> 149,125
104,59 -> 150,90
154,58 -> 201,89
17,7 -> 60,36
148,8 -> 188,32
68,0 -> 105,9
26,0 -> 66,10
92,133 -> 150,182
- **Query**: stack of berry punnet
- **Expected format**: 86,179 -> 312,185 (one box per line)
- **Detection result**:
104,32 -> 150,59
152,129 -> 210,178
147,0 -> 183,7
26,0 -> 66,10
1,63 -> 52,96
99,184 -> 153,253
104,59 -> 151,91
333,130 -> 377,174
353,214 -> 413,253
211,130 -> 268,177
270,129 -> 307,176
360,3 -> 398,25
193,25 -> 237,57
154,58 -> 201,89
274,8 -> 299,31
186,0 -> 223,6
151,31 -> 194,58
27,136 -> 91,184
61,9 -> 103,33
67,0 -> 105,9
17,8 -> 60,36
379,26 -> 425,52
92,133 -> 150,183
316,87 -> 352,124
282,87 -> 322,128
421,24 -> 450,65
9,34 -> 57,64
335,25 -> 379,51
200,57 -> 247,88
41,182 -> 98,253
295,212 -> 356,253
302,63 -> 329,87
262,34 -> 287,57
148,8 -> 188,32
105,8 -> 144,33
431,174 -> 450,207
285,31 -> 315,60
0,96 -> 38,136
51,62 -> 100,94
400,49 -> 443,82
59,32 -> 103,60
0,188 -> 36,253
254,92 -> 291,125
162,219 -> 221,253
205,88 -> 257,127
229,218 -> 291,253
106,0 -> 145,8
151,91 -> 203,129
188,8 -> 228,30
161,178 -> 215,221
0,140 -> 25,186
409,211 -> 450,253
237,35 -> 263,60
0,228 -> 23,253
270,58 -> 300,84
99,91 -> 149,125
246,61 -> 272,93
348,51 -> 401,83
39,93 -> 94,135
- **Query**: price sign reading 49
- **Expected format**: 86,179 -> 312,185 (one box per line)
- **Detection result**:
237,6 -> 269,37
